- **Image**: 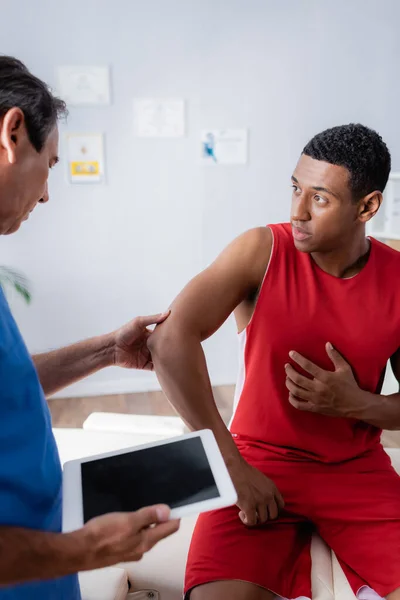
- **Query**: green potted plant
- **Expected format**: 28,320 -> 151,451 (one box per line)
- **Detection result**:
0,267 -> 31,304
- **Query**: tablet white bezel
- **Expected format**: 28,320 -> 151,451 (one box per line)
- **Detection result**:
62,429 -> 237,531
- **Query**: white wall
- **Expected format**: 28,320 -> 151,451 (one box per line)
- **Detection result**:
1,0 -> 400,396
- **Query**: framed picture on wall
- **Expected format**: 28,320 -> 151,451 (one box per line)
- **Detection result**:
367,172 -> 400,240
66,133 -> 105,184
57,66 -> 111,106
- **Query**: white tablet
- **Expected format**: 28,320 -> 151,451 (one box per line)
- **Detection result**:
62,429 -> 237,532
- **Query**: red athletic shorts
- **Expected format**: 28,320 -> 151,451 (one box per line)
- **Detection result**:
185,437 -> 400,598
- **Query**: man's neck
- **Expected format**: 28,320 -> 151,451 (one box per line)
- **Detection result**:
311,232 -> 371,279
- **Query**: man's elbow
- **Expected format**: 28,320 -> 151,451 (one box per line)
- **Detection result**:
147,323 -> 172,358
148,320 -> 197,360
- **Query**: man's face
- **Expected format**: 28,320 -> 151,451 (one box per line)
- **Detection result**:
0,110 -> 59,234
290,154 -> 360,253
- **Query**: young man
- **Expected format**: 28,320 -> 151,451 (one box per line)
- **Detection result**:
149,123 -> 400,600
0,56 -> 179,599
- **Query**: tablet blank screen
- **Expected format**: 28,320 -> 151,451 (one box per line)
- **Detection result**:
81,436 -> 220,522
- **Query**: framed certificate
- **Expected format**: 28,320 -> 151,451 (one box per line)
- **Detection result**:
367,173 -> 400,241
66,134 -> 105,184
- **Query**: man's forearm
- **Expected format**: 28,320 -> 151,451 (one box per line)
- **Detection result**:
350,389 -> 400,430
32,335 -> 115,397
0,526 -> 87,585
149,328 -> 242,466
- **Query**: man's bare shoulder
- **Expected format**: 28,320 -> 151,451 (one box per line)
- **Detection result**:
228,227 -> 272,286
154,227 -> 273,340
235,226 -> 272,249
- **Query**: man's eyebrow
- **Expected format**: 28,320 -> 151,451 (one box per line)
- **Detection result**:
291,176 -> 339,198
312,185 -> 339,198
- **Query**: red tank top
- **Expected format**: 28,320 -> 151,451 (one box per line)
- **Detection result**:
230,223 -> 400,463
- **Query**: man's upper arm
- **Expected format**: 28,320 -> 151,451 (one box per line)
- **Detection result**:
390,347 -> 400,391
160,227 -> 272,341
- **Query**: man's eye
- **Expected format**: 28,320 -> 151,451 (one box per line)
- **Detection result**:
315,195 -> 327,204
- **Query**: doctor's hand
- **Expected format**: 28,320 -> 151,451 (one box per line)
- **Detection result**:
111,312 -> 170,371
77,505 -> 180,570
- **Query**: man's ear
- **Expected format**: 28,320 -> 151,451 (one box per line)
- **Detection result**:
358,190 -> 383,223
0,107 -> 26,164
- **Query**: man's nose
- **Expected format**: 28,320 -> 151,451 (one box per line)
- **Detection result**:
291,194 -> 310,222
39,182 -> 49,204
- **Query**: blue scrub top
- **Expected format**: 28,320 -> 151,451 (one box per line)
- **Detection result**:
0,288 -> 80,599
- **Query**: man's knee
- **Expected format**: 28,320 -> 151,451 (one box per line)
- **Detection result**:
189,580 -> 275,600
387,588 -> 400,600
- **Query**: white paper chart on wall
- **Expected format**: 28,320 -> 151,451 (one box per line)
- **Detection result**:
57,66 -> 111,106
133,98 -> 185,137
367,173 -> 400,240
390,178 -> 400,233
66,134 -> 105,184
201,129 -> 248,165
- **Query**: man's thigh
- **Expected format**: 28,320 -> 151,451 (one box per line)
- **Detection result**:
190,580 -> 275,600
309,454 -> 400,598
184,503 -> 313,600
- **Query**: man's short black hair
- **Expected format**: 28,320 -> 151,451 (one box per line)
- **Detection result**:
303,124 -> 391,201
0,56 -> 67,152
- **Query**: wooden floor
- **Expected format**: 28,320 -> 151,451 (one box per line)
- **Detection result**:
48,385 -> 400,448
48,386 -> 235,428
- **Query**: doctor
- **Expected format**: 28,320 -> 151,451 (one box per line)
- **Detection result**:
0,55 -> 179,600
